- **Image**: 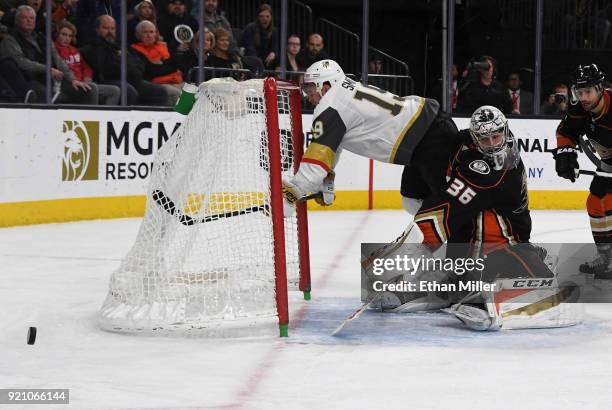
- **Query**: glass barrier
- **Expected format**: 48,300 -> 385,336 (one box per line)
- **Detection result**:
1,1 -> 609,117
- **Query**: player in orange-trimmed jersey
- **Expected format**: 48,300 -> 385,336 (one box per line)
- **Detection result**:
553,63 -> 612,279
413,106 -> 552,282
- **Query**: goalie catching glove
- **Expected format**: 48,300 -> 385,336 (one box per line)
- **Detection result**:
553,146 -> 579,182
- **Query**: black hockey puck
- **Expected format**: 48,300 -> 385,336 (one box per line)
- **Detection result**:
27,327 -> 36,345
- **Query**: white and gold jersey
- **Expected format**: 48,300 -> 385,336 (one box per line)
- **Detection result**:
293,76 -> 440,193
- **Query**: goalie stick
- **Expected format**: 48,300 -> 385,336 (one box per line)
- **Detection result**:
331,298 -> 374,336
152,189 -> 322,226
331,224 -> 416,336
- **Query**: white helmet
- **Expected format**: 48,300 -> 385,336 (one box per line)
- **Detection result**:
469,105 -> 519,170
302,59 -> 345,98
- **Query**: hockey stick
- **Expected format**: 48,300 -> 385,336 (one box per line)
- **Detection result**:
331,298 -> 376,336
578,135 -> 612,172
579,169 -> 612,178
332,224 -> 416,336
152,189 -> 321,226
360,224 -> 415,270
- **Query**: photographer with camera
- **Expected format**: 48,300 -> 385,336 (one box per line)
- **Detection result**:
541,83 -> 569,115
457,55 -> 512,115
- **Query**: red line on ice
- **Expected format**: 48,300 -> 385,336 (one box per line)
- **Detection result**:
224,211 -> 374,410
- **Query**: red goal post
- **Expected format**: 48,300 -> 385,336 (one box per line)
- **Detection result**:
264,77 -> 312,336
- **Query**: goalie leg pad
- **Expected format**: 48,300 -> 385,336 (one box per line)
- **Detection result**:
446,277 -> 584,330
489,278 -> 584,329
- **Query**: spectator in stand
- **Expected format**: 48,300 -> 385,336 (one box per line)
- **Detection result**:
24,0 -> 46,32
0,1 -> 21,33
80,14 -> 167,105
175,27 -> 213,81
76,0 -> 121,46
198,0 -> 238,54
0,55 -> 36,102
132,20 -> 183,105
540,83 -> 569,115
54,20 -> 120,104
456,55 -> 512,114
207,27 -> 243,79
242,3 -> 278,69
2,0 -> 48,32
201,0 -> 230,33
296,33 -> 329,70
273,34 -> 300,73
367,55 -> 386,89
127,0 -> 157,44
369,56 -> 383,74
505,70 -> 533,115
157,0 -> 198,53
125,0 -> 141,19
52,0 -> 78,25
190,0 -> 200,19
0,5 -> 95,103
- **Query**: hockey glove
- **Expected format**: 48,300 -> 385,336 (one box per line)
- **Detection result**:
553,146 -> 579,182
315,172 -> 335,206
282,176 -> 305,217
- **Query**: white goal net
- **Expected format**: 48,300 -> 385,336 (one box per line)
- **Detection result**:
99,78 -> 309,337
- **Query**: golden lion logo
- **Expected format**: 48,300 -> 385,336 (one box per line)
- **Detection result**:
61,121 -> 99,181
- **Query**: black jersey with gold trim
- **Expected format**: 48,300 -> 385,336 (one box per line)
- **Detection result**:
415,133 -> 531,255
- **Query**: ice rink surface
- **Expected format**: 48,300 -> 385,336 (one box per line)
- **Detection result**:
2,210 -> 612,410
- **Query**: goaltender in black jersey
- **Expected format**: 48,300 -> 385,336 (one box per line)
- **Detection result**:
412,106 -> 549,281
373,107 -> 571,331
282,59 -> 461,213
415,107 -> 530,255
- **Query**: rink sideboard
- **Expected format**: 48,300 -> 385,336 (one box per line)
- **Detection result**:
0,106 -> 591,227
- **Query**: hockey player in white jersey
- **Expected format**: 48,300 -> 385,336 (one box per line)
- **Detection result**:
282,59 -> 461,216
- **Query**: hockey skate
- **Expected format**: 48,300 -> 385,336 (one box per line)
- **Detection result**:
579,247 -> 612,280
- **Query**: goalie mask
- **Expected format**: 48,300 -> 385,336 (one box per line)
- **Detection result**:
302,59 -> 345,99
469,106 -> 519,171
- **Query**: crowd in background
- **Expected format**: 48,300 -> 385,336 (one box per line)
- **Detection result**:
0,0 -> 606,115
0,0 -> 332,106
428,55 -> 580,117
